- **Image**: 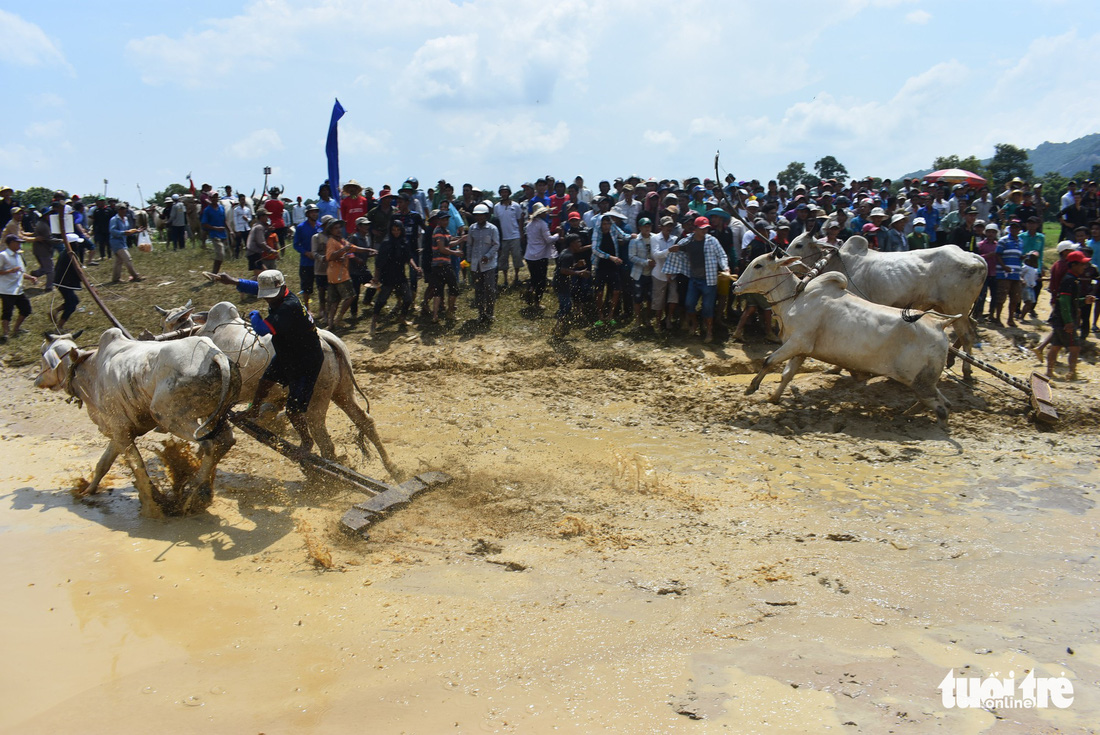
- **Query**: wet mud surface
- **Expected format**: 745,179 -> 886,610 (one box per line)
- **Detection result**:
2,320 -> 1098,733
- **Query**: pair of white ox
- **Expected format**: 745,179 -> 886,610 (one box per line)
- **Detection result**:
36,302 -> 396,517
733,234 -> 986,427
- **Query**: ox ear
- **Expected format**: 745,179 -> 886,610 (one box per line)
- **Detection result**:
155,305 -> 169,316
69,347 -> 93,368
193,311 -> 209,325
776,256 -> 801,268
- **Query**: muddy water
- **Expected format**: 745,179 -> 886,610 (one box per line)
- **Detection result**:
2,331 -> 1099,734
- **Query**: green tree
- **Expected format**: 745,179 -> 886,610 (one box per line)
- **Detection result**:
814,155 -> 848,183
148,182 -> 190,207
13,186 -> 57,211
776,161 -> 808,190
985,143 -> 1033,190
932,154 -> 987,179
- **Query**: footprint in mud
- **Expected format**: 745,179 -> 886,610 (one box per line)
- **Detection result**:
630,579 -> 687,596
808,571 -> 850,594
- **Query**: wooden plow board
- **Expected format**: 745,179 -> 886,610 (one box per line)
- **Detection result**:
228,414 -> 452,536
948,347 -> 1058,426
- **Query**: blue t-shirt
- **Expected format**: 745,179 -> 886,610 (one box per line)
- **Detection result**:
293,219 -> 321,268
200,204 -> 227,240
996,235 -> 1022,280
317,198 -> 340,219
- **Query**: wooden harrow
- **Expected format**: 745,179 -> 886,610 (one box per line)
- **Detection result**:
228,413 -> 451,537
948,347 -> 1058,426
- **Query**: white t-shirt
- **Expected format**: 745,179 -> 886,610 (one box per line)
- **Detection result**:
0,248 -> 27,296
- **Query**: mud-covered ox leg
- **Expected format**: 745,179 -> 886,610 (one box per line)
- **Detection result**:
305,400 -> 337,460
123,444 -> 169,518
83,440 -> 125,496
746,340 -> 804,396
332,391 -> 401,480
946,315 -> 976,379
182,425 -> 236,514
909,365 -> 950,429
768,355 -> 806,404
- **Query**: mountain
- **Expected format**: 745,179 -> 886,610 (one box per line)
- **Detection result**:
900,132 -> 1100,180
1027,133 -> 1100,177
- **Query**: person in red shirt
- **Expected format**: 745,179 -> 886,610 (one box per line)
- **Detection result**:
340,180 -> 369,226
263,186 -> 288,254
549,180 -> 571,233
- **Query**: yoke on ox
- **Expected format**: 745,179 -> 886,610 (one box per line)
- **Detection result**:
734,252 -> 957,427
36,329 -> 239,517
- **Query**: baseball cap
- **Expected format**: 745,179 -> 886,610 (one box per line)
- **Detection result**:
1056,241 -> 1076,253
256,270 -> 286,298
638,217 -> 652,226
694,216 -> 710,229
1066,250 -> 1089,263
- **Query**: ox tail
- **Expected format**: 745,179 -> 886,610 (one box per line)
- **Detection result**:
321,331 -> 371,412
902,307 -> 962,328
194,350 -> 241,441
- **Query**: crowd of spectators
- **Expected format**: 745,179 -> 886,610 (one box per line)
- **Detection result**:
1,173 -> 1097,368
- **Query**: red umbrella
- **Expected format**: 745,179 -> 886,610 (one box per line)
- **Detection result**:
924,168 -> 987,187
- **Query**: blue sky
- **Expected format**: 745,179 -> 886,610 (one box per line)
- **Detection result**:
2,0 -> 1097,201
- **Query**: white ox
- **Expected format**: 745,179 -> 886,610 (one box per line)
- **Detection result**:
733,252 -> 958,427
154,300 -> 399,478
785,233 -> 985,378
35,329 -> 239,517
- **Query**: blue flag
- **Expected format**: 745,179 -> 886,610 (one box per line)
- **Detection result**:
326,98 -> 345,204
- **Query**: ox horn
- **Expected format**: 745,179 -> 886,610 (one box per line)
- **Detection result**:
155,305 -> 169,316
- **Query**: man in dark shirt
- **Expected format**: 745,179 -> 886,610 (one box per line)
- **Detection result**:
91,198 -> 115,261
212,269 -> 325,454
1043,250 -> 1096,381
951,207 -> 981,253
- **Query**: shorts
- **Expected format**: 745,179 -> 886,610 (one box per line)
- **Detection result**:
500,238 -> 523,270
428,262 -> 459,297
741,292 -> 771,311
247,252 -> 266,271
651,277 -> 677,310
263,355 -> 322,415
211,238 -> 227,260
327,279 -> 354,302
593,259 -> 621,291
1023,286 -> 1037,303
1,293 -> 31,321
1051,325 -> 1079,348
299,267 -> 315,294
632,275 -> 653,303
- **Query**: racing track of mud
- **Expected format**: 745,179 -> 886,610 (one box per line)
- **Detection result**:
2,320 -> 1099,734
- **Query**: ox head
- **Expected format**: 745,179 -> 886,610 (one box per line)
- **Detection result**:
785,229 -> 827,264
154,299 -> 208,333
733,253 -> 802,295
35,331 -> 90,391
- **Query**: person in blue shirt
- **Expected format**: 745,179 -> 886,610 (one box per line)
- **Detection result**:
200,198 -> 229,274
992,219 -> 1024,327
316,182 -> 340,219
292,203 -> 321,311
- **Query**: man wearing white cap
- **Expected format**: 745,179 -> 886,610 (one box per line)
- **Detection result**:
211,269 -> 324,454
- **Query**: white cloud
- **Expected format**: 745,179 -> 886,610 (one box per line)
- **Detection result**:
340,124 -> 389,156
905,9 -> 932,24
0,10 -> 70,70
643,130 -> 678,149
228,129 -> 284,159
25,120 -> 65,139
